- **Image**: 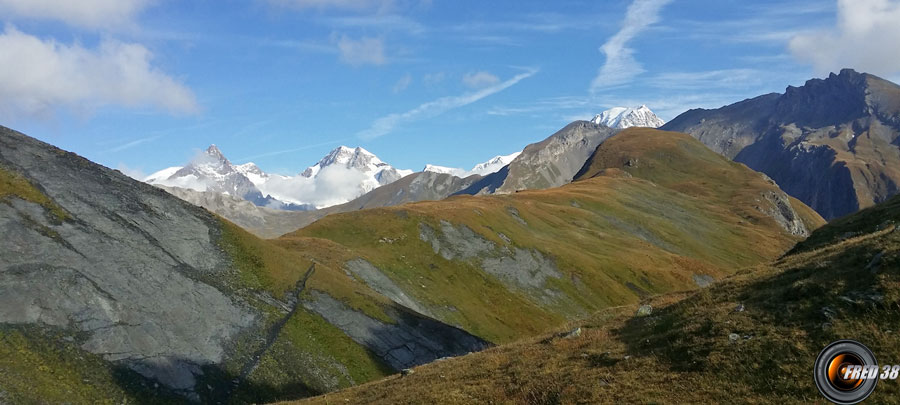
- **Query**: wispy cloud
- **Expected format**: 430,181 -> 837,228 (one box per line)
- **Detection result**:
0,0 -> 151,30
790,0 -> 900,77
645,69 -> 765,91
106,134 -> 164,153
590,0 -> 671,92
336,35 -> 387,65
268,0 -> 394,12
358,68 -> 538,140
393,73 -> 412,93
462,71 -> 500,88
327,14 -> 426,34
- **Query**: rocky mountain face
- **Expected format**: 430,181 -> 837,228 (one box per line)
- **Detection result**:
458,121 -> 617,194
147,145 -> 413,211
146,145 -> 311,211
591,105 -> 665,129
662,69 -> 900,219
0,126 -> 487,403
157,185 -> 315,239
300,146 -> 411,186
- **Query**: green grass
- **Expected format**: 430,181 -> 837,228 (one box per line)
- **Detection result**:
282,129 -> 821,346
0,325 -> 184,404
218,218 -> 314,298
293,190 -> 899,405
790,194 -> 900,254
0,165 -> 68,222
235,308 -> 393,403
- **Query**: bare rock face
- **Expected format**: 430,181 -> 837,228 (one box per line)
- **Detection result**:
458,122 -> 616,195
418,221 -> 583,313
302,291 -> 488,370
0,127 -> 257,393
663,69 -> 900,219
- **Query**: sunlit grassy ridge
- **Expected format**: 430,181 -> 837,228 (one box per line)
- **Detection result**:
279,129 -> 823,345
294,195 -> 900,405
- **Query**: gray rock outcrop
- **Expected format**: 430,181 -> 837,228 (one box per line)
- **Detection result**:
0,127 -> 256,392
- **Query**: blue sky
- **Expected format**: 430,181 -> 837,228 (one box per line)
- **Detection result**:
1,0 -> 898,177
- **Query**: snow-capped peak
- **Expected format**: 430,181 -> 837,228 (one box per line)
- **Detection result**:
302,145 -> 390,178
205,144 -> 227,162
591,105 -> 665,129
423,164 -> 467,177
235,162 -> 268,185
469,152 -> 521,176
422,151 -> 522,178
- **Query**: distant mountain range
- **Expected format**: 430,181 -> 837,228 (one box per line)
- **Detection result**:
145,106 -> 664,213
663,68 -> 900,219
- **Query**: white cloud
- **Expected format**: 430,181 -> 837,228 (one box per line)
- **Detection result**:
0,0 -> 151,29
256,165 -> 372,208
0,26 -> 198,119
336,35 -> 387,65
590,0 -> 671,92
462,71 -> 500,88
358,68 -> 538,139
393,73 -> 412,93
789,0 -> 900,76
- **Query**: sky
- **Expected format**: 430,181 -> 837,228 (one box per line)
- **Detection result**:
1,0 -> 900,177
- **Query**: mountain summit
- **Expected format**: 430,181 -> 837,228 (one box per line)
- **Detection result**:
591,105 -> 665,129
300,146 -> 408,182
663,68 -> 900,219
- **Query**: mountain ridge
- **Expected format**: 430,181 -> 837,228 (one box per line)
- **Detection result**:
662,68 -> 900,219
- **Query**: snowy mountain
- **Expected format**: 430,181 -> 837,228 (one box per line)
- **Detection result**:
255,146 -> 413,209
146,145 -> 257,197
422,152 -> 521,178
591,105 -> 665,129
146,145 -> 412,210
469,152 -> 521,176
422,164 -> 466,177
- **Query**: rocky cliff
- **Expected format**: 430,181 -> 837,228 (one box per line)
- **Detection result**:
663,69 -> 900,219
458,121 -> 617,195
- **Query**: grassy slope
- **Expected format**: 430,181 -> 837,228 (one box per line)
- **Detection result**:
213,220 -> 395,402
282,128 -> 823,345
294,195 -> 900,405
